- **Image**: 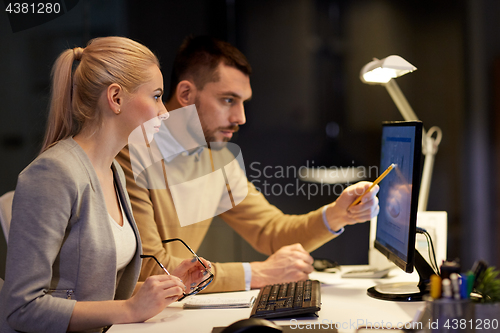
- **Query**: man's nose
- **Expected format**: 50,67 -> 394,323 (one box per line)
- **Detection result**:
230,103 -> 246,125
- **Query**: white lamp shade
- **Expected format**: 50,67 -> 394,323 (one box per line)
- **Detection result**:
360,55 -> 417,84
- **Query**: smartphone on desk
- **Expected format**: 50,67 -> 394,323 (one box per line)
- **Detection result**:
313,258 -> 340,273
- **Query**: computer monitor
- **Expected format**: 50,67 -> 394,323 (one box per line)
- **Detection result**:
367,121 -> 436,302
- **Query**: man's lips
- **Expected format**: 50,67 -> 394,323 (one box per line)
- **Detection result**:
219,125 -> 239,138
220,130 -> 233,138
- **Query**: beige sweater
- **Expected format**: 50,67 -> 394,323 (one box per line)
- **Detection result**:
116,146 -> 337,293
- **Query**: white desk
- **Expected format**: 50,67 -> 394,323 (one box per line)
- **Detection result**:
108,267 -> 425,333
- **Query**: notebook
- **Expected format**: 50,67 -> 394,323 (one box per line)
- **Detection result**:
183,296 -> 256,309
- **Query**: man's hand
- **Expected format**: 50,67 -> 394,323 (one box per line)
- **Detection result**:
325,181 -> 380,232
250,243 -> 313,289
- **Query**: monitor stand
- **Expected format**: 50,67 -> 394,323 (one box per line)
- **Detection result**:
367,249 -> 435,301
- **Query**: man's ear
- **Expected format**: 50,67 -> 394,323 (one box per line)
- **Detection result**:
176,80 -> 197,107
107,83 -> 123,115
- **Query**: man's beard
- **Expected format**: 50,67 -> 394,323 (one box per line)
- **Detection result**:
204,125 -> 238,151
195,97 -> 239,148
206,124 -> 239,143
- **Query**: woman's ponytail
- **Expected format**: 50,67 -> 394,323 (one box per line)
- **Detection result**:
41,48 -> 82,153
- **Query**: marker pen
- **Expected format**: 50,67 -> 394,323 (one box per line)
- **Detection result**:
430,274 -> 442,299
460,275 -> 469,299
442,279 -> 453,299
450,273 -> 461,300
466,272 -> 475,296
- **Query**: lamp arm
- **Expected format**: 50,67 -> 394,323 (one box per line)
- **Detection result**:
418,126 -> 442,212
418,142 -> 435,212
384,79 -> 420,122
385,79 -> 429,153
384,79 -> 443,212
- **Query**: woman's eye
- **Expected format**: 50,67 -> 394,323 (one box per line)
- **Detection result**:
155,95 -> 162,101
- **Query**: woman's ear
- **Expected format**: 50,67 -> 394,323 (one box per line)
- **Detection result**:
107,83 -> 123,115
176,80 -> 197,107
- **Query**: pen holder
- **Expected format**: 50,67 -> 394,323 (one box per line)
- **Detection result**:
426,299 -> 475,333
474,303 -> 500,333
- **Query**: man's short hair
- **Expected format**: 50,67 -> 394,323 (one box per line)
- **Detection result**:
167,35 -> 252,100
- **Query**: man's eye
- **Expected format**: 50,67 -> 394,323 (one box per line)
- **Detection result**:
224,98 -> 234,104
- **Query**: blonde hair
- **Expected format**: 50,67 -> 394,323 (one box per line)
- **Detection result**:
41,36 -> 160,153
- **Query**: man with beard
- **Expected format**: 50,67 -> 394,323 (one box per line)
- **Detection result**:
116,36 -> 379,293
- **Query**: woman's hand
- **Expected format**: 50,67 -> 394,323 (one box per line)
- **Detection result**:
125,274 -> 185,323
171,257 -> 212,293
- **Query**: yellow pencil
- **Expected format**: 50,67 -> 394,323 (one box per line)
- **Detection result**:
348,163 -> 396,209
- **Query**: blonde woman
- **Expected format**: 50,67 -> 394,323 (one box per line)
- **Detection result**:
0,37 -> 209,332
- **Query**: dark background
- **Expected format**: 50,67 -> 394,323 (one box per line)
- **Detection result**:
1,0 -> 499,272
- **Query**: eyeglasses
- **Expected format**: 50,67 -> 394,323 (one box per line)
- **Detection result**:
140,238 -> 214,301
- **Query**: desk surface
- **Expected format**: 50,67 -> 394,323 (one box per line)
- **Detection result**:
108,267 -> 425,333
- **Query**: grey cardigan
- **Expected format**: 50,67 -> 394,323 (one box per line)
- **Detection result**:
0,138 -> 142,333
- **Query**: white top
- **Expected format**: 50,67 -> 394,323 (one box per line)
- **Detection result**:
109,202 -> 136,272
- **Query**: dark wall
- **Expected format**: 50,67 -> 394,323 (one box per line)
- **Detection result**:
0,0 -> 128,192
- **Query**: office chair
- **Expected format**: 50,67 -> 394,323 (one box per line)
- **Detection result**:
0,191 -> 14,281
0,191 -> 14,243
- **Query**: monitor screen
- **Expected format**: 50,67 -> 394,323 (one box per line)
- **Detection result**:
374,121 -> 422,273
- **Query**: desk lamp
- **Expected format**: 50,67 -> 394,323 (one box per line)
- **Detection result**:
360,55 -> 442,211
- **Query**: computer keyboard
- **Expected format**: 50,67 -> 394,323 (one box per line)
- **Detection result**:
250,280 -> 321,319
